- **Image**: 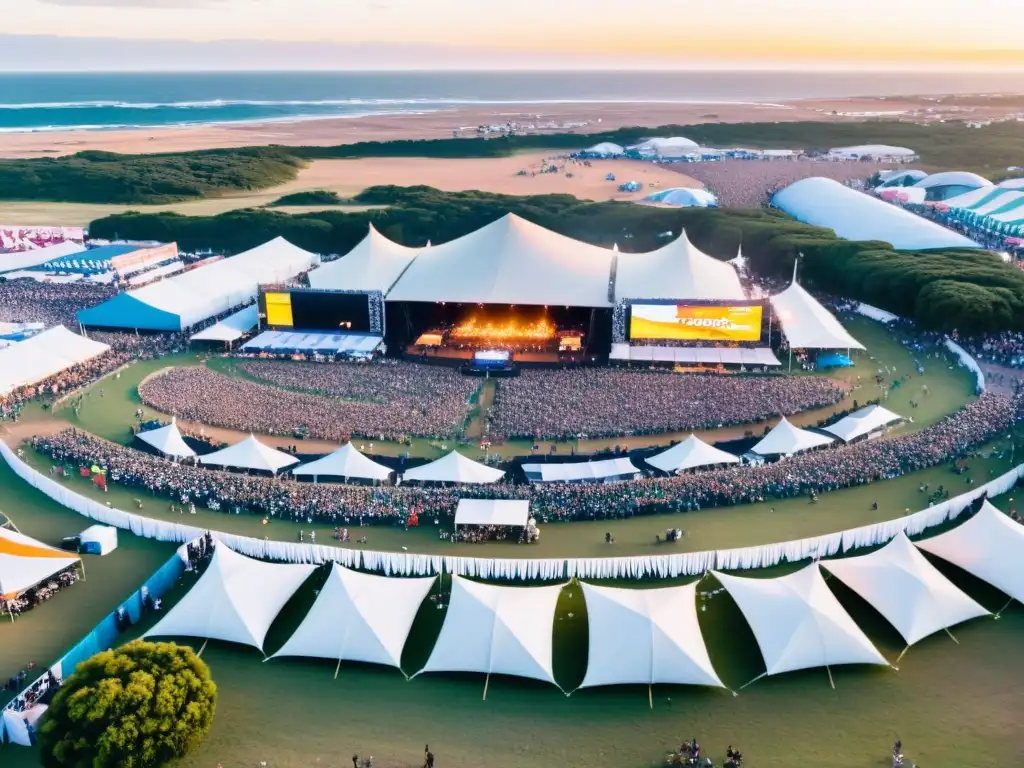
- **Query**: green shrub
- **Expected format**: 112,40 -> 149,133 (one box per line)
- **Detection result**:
269,190 -> 343,206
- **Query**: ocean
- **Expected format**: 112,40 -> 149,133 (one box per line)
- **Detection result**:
1,70 -> 1022,133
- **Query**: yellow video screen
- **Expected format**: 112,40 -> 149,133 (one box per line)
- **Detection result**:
630,303 -> 763,342
265,292 -> 294,327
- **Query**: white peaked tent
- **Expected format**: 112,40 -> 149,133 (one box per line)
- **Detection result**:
821,533 -> 988,648
417,576 -> 563,690
307,224 -> 422,293
614,231 -> 745,302
751,417 -> 833,456
916,501 -> 1024,606
714,565 -> 888,682
137,418 -> 196,459
647,434 -> 740,473
198,434 -> 299,473
402,450 -> 505,484
271,563 -> 435,671
770,281 -> 865,351
292,442 -> 392,481
822,405 -> 903,443
0,526 -> 80,600
145,545 -> 314,651
578,581 -> 723,690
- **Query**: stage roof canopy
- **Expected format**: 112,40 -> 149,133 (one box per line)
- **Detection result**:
271,563 -> 435,669
770,281 -> 866,351
0,325 -> 110,396
822,533 -> 989,647
646,434 -> 740,473
292,442 -> 392,481
614,231 -> 744,302
386,213 -> 615,308
714,565 -> 888,677
916,501 -> 1024,605
578,581 -> 723,689
145,545 -> 314,651
308,224 -> 422,293
136,418 -> 196,459
417,576 -> 563,686
78,237 -> 316,331
189,305 -> 259,343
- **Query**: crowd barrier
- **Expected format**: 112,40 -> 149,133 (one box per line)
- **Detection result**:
854,302 -> 899,324
944,338 -> 986,393
1,547 -> 185,746
4,440 -> 1021,582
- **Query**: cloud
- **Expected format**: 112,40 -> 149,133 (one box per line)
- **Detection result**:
39,0 -> 225,7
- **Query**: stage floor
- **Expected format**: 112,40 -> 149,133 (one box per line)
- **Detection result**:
405,345 -> 586,366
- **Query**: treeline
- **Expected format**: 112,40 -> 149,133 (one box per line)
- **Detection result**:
89,185 -> 1024,333
2,120 -> 1023,204
0,147 -> 301,204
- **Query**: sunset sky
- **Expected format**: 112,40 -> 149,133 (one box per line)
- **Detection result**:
10,0 -> 1024,69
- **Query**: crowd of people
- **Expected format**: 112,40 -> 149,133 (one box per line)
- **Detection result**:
678,159 -> 886,208
138,362 -> 478,442
0,278 -> 115,329
31,391 -> 1018,526
960,331 -> 1024,370
490,368 -> 844,440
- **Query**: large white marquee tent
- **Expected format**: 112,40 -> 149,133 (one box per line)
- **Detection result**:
292,442 -> 392,482
189,304 -> 259,344
271,563 -> 435,670
916,501 -> 1024,605
386,214 -> 615,308
770,281 -> 866,351
0,326 -> 110,396
822,533 -> 988,647
198,434 -> 299,474
308,224 -> 422,293
630,136 -> 700,158
145,545 -> 315,651
751,417 -> 833,456
646,434 -> 740,474
402,450 -> 505,484
614,231 -> 745,302
78,237 -> 317,331
136,418 -> 196,459
578,581 -> 723,689
0,526 -> 81,600
772,177 -> 981,251
417,576 -> 563,688
714,565 -> 889,680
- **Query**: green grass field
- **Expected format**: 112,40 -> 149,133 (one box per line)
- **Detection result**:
3,317 -> 1021,767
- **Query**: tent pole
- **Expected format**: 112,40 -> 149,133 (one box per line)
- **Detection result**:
994,597 -> 1015,619
79,559 -> 87,582
334,658 -> 342,680
944,628 -> 960,645
482,672 -> 491,701
648,684 -> 653,710
895,645 -> 910,664
788,347 -> 792,373
197,639 -> 209,657
826,666 -> 835,690
739,672 -> 766,691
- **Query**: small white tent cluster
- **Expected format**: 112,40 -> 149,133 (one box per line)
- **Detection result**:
292,442 -> 392,482
646,434 -> 739,474
198,434 -> 299,474
822,405 -> 903,443
136,418 -> 196,459
751,417 -> 833,457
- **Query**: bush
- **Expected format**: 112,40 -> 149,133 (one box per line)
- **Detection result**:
40,640 -> 217,768
269,189 -> 343,206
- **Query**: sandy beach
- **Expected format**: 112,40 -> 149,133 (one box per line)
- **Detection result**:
0,95 -> 992,160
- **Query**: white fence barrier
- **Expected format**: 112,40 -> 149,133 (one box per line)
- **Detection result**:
3,440 -> 1021,581
945,338 -> 986,393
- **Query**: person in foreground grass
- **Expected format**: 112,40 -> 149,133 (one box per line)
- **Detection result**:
39,640 -> 217,768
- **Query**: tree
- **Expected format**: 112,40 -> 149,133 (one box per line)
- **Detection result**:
40,640 -> 217,768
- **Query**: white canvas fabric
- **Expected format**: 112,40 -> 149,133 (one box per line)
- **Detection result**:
417,576 -> 563,685
198,434 -> 299,473
942,186 -> 1002,210
714,565 -> 888,675
386,214 -> 615,308
271,563 -> 434,669
79,525 -> 118,555
769,281 -> 866,350
189,305 -> 259,342
822,405 -> 903,443
751,417 -> 834,456
402,450 -> 504,484
578,581 -> 723,688
916,501 -> 1024,604
913,171 -> 991,190
615,231 -> 744,301
828,145 -> 916,159
137,418 -> 196,459
0,326 -> 110,395
773,177 -> 980,251
647,434 -> 740,473
822,533 -> 988,646
145,545 -> 314,650
307,224 -> 422,292
292,442 -> 392,481
455,499 -> 530,527
0,241 -> 84,275
583,142 -> 625,156
0,526 -> 80,599
522,457 -> 640,483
